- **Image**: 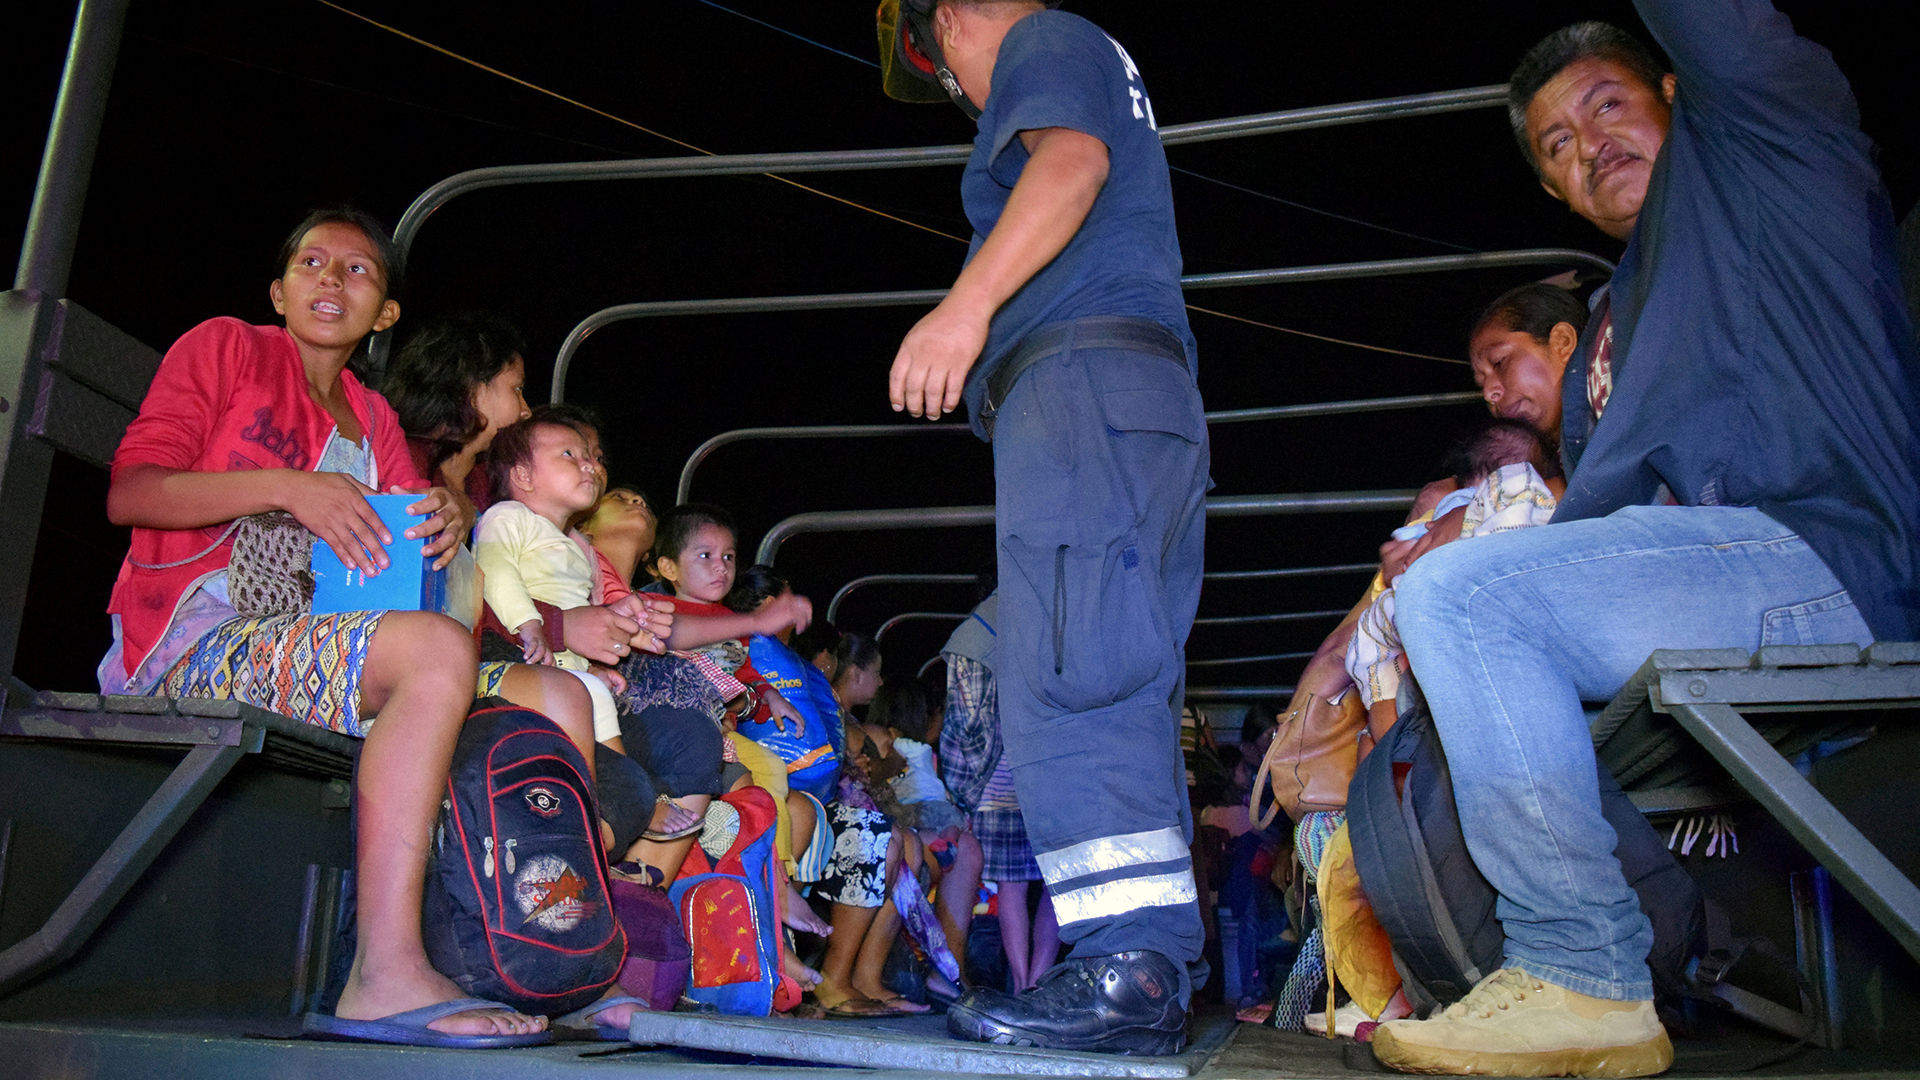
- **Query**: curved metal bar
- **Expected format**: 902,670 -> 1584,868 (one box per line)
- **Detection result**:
392,85 -> 1508,267
557,290 -> 947,404
680,421 -> 970,506
1179,248 -> 1614,293
1184,685 -> 1296,702
678,390 -> 1486,503
757,490 -> 1417,564
828,573 -> 981,625
919,655 -> 947,679
1193,609 -> 1350,627
1205,563 -> 1377,582
555,250 -> 1612,403
1204,391 -> 1482,426
875,612 -> 968,644
1186,652 -> 1318,667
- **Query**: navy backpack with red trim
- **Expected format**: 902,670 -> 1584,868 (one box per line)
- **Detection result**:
422,700 -> 625,1017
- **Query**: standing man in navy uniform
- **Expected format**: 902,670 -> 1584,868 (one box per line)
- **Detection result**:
880,0 -> 1209,1055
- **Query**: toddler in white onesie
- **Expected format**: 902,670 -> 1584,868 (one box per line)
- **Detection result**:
474,418 -> 621,743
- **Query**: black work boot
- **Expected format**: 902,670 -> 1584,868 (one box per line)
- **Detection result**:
946,950 -> 1188,1055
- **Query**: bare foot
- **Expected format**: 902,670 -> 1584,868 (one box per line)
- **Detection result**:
337,958 -> 546,1036
783,883 -> 833,936
850,974 -> 931,1014
782,951 -> 822,990
568,989 -> 643,1032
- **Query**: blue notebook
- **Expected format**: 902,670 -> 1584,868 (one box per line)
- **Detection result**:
309,494 -> 480,629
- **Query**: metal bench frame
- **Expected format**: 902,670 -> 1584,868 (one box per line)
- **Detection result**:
0,692 -> 356,998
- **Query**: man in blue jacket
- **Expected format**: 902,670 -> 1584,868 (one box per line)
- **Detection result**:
878,0 -> 1208,1055
1374,0 -> 1918,1075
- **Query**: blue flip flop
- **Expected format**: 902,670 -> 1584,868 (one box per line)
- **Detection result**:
303,997 -> 552,1048
553,994 -> 648,1042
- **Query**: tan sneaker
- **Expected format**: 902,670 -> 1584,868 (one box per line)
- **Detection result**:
1371,968 -> 1673,1077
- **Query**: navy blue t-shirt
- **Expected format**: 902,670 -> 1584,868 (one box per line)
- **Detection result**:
958,10 -> 1195,437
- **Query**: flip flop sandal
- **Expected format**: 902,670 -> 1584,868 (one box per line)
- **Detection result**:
302,997 -> 551,1049
553,994 -> 649,1042
612,860 -> 665,887
642,797 -> 704,841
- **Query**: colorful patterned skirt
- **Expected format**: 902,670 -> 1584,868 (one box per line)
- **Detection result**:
159,611 -> 387,737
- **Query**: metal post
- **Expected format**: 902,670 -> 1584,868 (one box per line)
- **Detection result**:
13,0 -> 131,296
1,0 -> 132,707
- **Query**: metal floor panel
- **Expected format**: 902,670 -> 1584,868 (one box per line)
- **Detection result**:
5,1014 -> 1917,1080
624,1010 -> 1236,1077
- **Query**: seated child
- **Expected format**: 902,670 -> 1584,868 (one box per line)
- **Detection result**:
1346,418 -> 1562,715
474,418 -> 622,748
865,680 -> 965,834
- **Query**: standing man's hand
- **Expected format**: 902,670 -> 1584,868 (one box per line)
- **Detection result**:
885,126 -> 1107,423
890,300 -> 990,421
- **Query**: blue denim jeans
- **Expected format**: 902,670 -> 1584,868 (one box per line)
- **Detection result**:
1394,505 -> 1872,1000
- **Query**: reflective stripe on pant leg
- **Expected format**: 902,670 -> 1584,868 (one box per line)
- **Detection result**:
1039,826 -> 1198,927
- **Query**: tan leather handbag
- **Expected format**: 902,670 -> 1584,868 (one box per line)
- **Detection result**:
1250,686 -> 1367,827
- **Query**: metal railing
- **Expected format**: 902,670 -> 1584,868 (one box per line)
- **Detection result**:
1187,652 -> 1318,668
875,612 -> 968,643
1184,686 -> 1295,702
1193,609 -> 1350,627
678,390 -> 1485,503
555,250 -> 1613,402
390,84 -> 1509,268
756,489 -> 1417,564
828,574 -> 980,624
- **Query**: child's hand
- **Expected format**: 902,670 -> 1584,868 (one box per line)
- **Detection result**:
754,592 -> 811,638
763,687 -> 804,735
589,662 -> 626,695
633,595 -> 674,654
515,620 -> 552,666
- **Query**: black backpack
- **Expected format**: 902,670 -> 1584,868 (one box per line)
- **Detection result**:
1346,688 -> 1706,1015
421,700 -> 625,1017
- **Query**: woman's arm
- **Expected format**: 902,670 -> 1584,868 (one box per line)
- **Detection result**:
109,463 -> 397,576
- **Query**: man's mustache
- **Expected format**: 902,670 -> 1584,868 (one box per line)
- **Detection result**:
1584,148 -> 1643,195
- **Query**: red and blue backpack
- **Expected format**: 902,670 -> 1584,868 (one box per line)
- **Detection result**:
669,786 -> 783,1015
422,701 -> 625,1017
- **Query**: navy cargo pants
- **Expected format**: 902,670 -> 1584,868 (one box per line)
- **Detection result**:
990,326 -> 1210,998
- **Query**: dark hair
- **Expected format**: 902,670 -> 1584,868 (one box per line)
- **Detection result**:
530,401 -> 603,437
1471,281 -> 1590,345
384,312 -> 526,467
1508,22 -> 1666,177
486,418 -> 580,498
724,563 -> 789,614
791,620 -> 840,665
868,678 -> 934,741
831,633 -> 882,683
1444,417 -> 1561,485
1241,703 -> 1282,747
650,503 -> 737,573
274,207 -> 404,298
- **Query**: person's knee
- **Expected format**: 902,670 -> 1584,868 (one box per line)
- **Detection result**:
367,611 -> 477,697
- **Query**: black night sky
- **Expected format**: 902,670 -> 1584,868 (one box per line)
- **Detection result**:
5,0 -> 1913,694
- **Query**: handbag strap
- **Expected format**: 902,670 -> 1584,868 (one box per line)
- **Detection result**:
128,519 -> 241,571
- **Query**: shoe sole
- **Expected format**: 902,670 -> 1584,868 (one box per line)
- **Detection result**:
946,1003 -> 1185,1057
1369,1028 -> 1673,1077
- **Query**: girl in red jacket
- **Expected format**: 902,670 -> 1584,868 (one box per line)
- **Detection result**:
102,209 -> 549,1046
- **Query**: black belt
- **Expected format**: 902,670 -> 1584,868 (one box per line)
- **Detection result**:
979,316 -> 1189,440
